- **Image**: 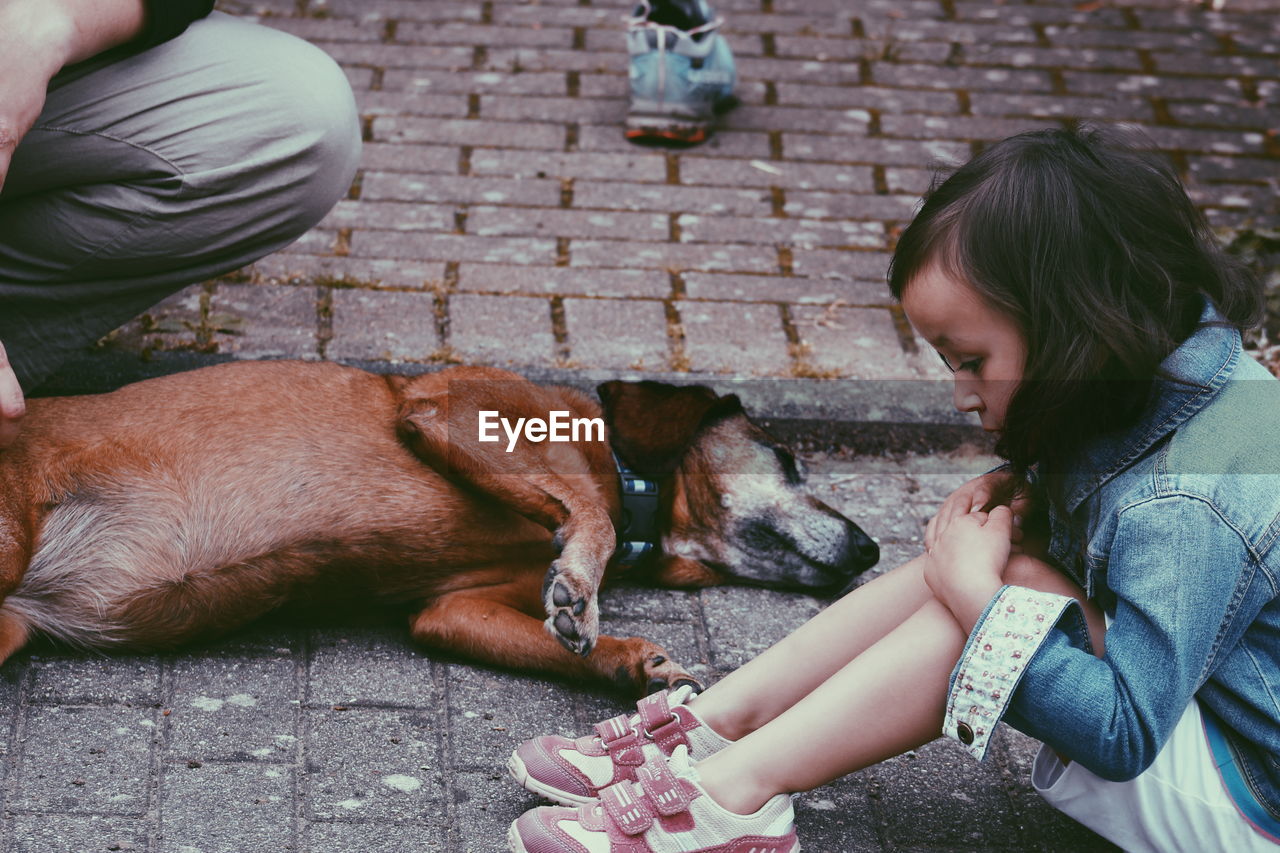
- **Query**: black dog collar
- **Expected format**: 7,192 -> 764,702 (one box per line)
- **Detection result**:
613,452 -> 660,567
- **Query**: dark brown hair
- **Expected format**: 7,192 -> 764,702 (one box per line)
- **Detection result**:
888,124 -> 1263,479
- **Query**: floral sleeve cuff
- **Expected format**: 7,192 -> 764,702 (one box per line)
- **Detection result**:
943,585 -> 1089,761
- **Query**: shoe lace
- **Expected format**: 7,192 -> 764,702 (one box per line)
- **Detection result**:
626,1 -> 724,104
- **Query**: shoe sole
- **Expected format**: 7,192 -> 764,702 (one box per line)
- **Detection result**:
509,815 -> 803,853
507,819 -> 528,853
506,750 -> 596,807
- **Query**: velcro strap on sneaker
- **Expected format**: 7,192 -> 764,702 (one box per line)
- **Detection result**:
636,759 -> 690,817
595,712 -> 636,746
636,690 -> 676,735
600,781 -> 654,835
644,709 -> 691,753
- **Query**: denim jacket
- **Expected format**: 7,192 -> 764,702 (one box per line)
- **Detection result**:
943,299 -> 1280,820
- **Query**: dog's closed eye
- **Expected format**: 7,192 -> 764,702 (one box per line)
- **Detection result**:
772,447 -> 804,486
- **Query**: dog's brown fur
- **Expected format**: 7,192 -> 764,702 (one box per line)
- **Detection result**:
0,362 -> 876,694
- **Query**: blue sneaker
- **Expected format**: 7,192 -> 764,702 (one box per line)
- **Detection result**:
625,0 -> 737,145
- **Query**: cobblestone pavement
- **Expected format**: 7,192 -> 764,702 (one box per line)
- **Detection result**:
22,0 -> 1279,851
1,451 -> 1121,853
98,0 -> 1280,406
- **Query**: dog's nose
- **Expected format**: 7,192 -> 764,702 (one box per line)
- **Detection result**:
855,533 -> 879,568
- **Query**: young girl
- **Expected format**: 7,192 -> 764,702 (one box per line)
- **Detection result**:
505,125 -> 1280,852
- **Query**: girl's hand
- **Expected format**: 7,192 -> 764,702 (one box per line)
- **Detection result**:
925,468 -> 1034,554
924,505 -> 1014,631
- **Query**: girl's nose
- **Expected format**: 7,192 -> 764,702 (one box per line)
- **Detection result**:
953,382 -> 982,414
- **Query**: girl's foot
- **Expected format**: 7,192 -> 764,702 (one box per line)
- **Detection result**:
508,745 -> 799,853
508,685 -> 734,805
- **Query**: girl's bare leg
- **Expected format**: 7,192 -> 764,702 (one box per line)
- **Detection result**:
694,555 -> 1106,815
690,554 -> 935,740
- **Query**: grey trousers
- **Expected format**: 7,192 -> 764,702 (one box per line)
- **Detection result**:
0,11 -> 361,392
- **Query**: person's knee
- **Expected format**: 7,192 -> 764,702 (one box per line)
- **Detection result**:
1001,554 -> 1080,596
1002,553 -> 1106,653
240,29 -> 362,229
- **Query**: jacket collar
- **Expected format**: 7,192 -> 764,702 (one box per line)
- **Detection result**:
1058,298 -> 1242,515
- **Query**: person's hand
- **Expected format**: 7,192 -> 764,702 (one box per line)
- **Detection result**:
925,468 -> 1034,554
0,1 -> 65,194
0,342 -> 26,449
923,504 -> 1015,630
0,0 -> 146,194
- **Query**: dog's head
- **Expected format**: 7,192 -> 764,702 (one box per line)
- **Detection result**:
599,381 -> 879,595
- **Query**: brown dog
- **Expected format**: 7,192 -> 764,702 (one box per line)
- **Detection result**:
0,362 -> 878,694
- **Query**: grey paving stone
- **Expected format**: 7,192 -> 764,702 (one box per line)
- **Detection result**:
25,655 -> 162,705
784,135 -> 971,167
562,298 -> 670,370
445,666 -> 577,771
679,214 -> 886,250
10,814 -> 148,853
783,191 -> 921,223
597,584 -> 701,622
307,628 -> 437,708
573,180 -> 774,217
356,142 -> 460,174
103,285 -> 206,355
681,301 -> 792,375
869,737 -> 1025,849
447,293 -> 557,367
166,654 -> 299,763
320,199 -> 455,233
361,173 -> 561,207
252,255 -> 447,290
457,263 -> 670,298
684,272 -> 887,306
371,116 -> 565,151
701,586 -> 826,671
158,762 -> 295,853
14,705 -> 156,815
679,158 -> 877,193
793,776 -> 883,852
348,232 -> 559,266
328,288 -> 442,363
469,205 -> 669,241
570,240 -> 779,274
469,148 -> 667,182
451,770 -> 535,853
304,820 -> 447,853
791,306 -> 917,380
210,284 -> 319,360
305,708 -> 446,822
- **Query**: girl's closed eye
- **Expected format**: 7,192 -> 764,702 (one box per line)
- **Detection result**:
936,352 -> 983,374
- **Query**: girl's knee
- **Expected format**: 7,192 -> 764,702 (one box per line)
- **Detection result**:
1001,554 -> 1106,654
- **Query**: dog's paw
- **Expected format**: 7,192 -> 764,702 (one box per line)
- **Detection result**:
641,653 -> 702,696
541,561 -> 599,658
608,644 -> 701,697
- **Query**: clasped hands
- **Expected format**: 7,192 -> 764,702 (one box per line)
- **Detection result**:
922,469 -> 1034,630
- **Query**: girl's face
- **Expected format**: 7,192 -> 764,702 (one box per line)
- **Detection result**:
901,264 -> 1028,432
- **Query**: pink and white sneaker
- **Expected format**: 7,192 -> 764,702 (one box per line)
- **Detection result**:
507,745 -> 799,853
507,685 -> 732,806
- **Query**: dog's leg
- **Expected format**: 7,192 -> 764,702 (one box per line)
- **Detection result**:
0,493 -> 33,665
409,593 -> 700,696
399,391 -> 616,658
0,609 -> 29,667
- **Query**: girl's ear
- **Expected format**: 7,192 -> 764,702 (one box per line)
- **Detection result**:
597,381 -> 743,475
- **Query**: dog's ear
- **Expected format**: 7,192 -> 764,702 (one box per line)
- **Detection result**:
597,381 -> 744,475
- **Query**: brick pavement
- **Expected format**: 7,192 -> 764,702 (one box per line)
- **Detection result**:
23,0 -> 1280,850
99,0 -> 1279,410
